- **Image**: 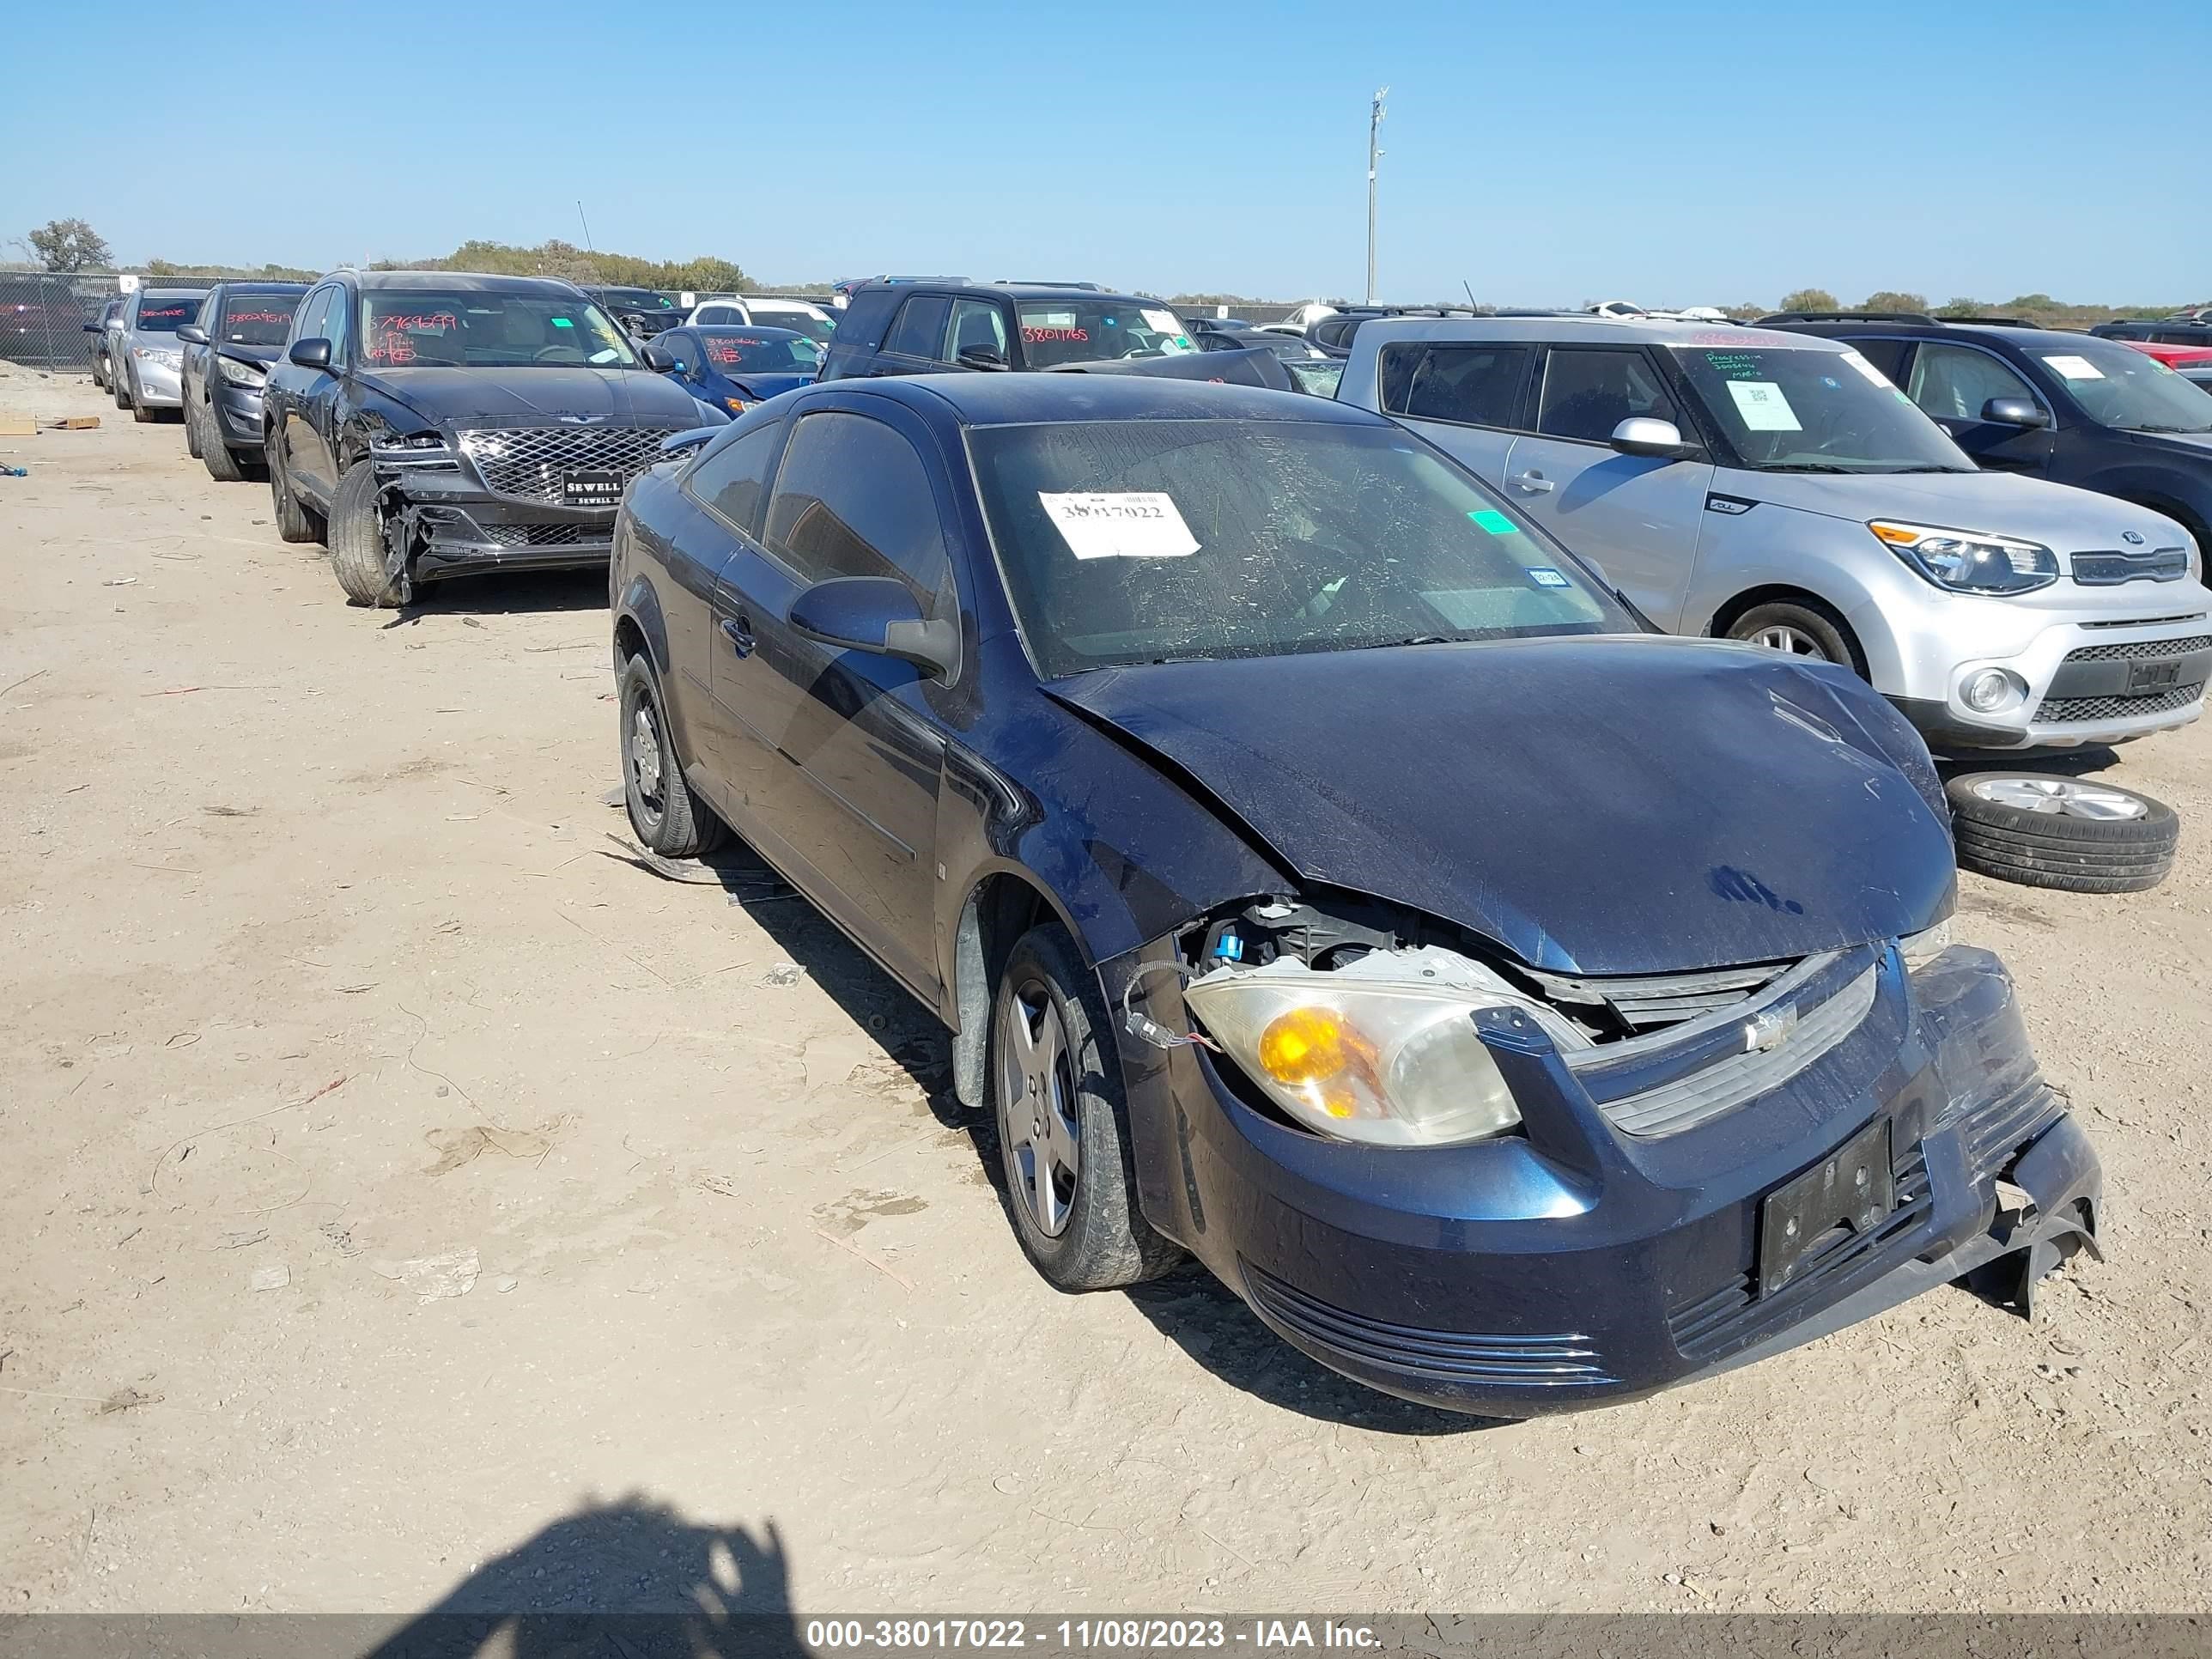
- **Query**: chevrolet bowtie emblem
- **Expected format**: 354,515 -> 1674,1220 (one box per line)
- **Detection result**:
1743,1005 -> 1799,1054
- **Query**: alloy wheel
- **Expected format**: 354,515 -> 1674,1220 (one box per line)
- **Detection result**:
1966,776 -> 2149,822
1747,624 -> 1830,659
999,981 -> 1080,1237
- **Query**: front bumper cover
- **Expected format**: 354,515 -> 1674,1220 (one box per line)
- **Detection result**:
1110,943 -> 2099,1416
372,453 -> 617,584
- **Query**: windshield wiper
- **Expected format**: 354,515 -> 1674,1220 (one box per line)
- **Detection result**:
2124,423 -> 2212,434
1759,462 -> 1863,473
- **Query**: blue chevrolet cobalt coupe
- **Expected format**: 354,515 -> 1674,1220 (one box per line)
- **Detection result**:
609,374 -> 2100,1415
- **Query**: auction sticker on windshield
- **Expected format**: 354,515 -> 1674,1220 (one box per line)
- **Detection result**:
1040,492 -> 1200,560
2043,355 -> 2106,381
1841,350 -> 1892,387
1141,309 -> 1183,335
1726,380 -> 1802,431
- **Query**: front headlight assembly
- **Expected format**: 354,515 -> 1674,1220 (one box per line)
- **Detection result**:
1183,947 -> 1589,1147
1870,520 -> 2058,594
217,356 -> 266,387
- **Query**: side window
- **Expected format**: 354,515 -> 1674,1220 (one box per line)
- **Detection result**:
1536,348 -> 1680,443
684,419 -> 783,539
696,305 -> 736,325
323,286 -> 351,366
1905,343 -> 2038,422
196,292 -> 220,329
287,286 -> 321,346
1844,338 -> 1911,384
945,298 -> 1008,362
763,412 -> 956,621
1379,343 -> 1531,428
883,295 -> 951,359
659,330 -> 694,374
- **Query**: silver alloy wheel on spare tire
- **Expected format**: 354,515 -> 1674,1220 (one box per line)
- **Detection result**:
997,981 -> 1082,1237
1964,777 -> 2148,821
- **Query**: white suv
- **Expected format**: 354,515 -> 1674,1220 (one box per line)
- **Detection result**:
1339,315 -> 2211,750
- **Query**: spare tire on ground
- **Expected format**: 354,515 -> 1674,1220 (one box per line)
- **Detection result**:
1946,773 -> 2179,894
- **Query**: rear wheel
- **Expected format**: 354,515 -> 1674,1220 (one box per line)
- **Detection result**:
1947,773 -> 2179,893
619,653 -> 724,857
327,462 -> 403,607
991,925 -> 1181,1291
267,430 -> 325,544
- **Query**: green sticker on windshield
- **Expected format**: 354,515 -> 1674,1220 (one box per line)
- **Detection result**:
1468,508 -> 1518,535
551,317 -> 574,327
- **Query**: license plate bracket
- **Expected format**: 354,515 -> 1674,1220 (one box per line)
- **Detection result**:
2128,659 -> 2182,693
1757,1117 -> 1893,1297
562,468 -> 623,507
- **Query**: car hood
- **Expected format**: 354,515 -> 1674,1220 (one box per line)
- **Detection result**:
355,365 -> 703,428
1745,467 -> 2185,550
726,371 -> 816,401
1046,636 -> 1954,975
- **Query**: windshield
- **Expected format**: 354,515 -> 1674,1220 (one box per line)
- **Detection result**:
968,419 -> 1637,678
1017,301 -> 1196,368
2037,338 -> 2212,434
696,329 -> 823,374
219,293 -> 301,347
358,291 -> 641,369
597,289 -> 676,312
135,297 -> 195,333
1671,343 -> 1973,472
750,309 -> 836,343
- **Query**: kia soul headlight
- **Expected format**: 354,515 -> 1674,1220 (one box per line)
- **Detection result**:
1870,521 -> 2058,594
1183,947 -> 1589,1147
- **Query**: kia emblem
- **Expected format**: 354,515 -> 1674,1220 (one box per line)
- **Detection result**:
2122,530 -> 2146,545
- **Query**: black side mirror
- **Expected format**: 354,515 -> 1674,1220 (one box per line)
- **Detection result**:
956,344 -> 1007,371
788,576 -> 958,680
288,337 -> 332,371
1982,396 -> 2050,429
641,343 -> 677,372
175,324 -> 208,346
82,320 -> 100,333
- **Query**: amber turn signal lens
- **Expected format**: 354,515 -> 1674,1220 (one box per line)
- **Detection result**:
1257,1007 -> 1350,1084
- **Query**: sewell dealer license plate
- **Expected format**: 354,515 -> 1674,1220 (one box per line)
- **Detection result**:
562,468 -> 623,508
1756,1115 -> 1894,1297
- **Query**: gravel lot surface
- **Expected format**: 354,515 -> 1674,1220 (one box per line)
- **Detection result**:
3,364 -> 2209,1618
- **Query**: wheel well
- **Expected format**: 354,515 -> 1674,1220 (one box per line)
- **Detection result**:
1707,585 -> 1867,674
612,615 -> 649,671
951,872 -> 1054,1111
2118,494 -> 2208,550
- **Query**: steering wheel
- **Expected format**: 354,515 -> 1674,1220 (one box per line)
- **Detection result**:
534,345 -> 585,364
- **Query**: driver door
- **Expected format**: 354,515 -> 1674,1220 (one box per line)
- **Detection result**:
1900,341 -> 2056,474
1498,344 -> 1713,629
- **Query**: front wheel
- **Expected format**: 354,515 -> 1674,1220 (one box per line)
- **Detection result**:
201,404 -> 247,483
619,654 -> 725,857
991,925 -> 1181,1291
1726,599 -> 1863,675
113,366 -> 131,410
327,463 -> 403,607
184,394 -> 204,458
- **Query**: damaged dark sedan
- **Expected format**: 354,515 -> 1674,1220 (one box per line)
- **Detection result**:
260,270 -> 707,607
611,374 -> 2101,1415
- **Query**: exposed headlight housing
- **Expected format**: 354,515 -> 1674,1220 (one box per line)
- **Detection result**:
1900,919 -> 1952,969
1870,520 -> 2058,594
1184,947 -> 1587,1147
217,356 -> 266,388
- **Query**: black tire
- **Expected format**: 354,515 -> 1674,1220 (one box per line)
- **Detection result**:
1725,599 -> 1864,677
327,462 -> 403,607
128,367 -> 157,423
991,924 -> 1181,1291
267,431 -> 325,544
184,393 -> 204,459
1947,773 -> 2179,894
619,654 -> 725,857
113,365 -> 131,410
92,351 -> 106,392
201,403 -> 246,483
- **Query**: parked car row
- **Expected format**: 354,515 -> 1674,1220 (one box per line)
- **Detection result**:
128,267 -> 2209,1419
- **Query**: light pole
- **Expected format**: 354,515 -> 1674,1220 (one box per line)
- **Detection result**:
1365,86 -> 1388,307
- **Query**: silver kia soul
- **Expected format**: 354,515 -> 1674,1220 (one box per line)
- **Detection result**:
1340,316 -> 2211,750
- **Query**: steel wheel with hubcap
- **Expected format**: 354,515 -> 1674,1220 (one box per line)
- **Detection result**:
1946,771 -> 2179,894
617,653 -> 724,858
989,925 -> 1181,1290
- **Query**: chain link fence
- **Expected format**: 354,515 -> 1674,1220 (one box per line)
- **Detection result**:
0,273 -> 125,372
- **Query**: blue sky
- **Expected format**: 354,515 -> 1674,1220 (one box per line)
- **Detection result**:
4,0 -> 2204,307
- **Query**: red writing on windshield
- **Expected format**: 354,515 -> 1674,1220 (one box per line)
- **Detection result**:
378,313 -> 458,334
225,309 -> 294,326
143,306 -> 189,323
708,343 -> 748,364
1022,327 -> 1089,343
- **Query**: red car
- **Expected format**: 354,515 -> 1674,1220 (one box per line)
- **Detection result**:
2117,338 -> 2212,371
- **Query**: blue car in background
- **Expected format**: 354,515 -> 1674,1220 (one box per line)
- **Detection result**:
645,326 -> 823,416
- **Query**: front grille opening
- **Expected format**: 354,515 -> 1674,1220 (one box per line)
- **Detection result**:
2036,681 -> 2204,723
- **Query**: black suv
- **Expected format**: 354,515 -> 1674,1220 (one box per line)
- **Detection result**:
583,286 -> 684,340
175,282 -> 308,483
817,283 -> 1199,380
260,270 -> 707,609
1763,311 -> 2212,558
2093,311 -> 2212,349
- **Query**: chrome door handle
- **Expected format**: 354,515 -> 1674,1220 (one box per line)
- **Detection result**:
1510,471 -> 1554,494
720,615 -> 756,658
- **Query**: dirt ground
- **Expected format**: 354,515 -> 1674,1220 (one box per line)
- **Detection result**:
3,361 -> 2210,1620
